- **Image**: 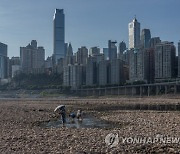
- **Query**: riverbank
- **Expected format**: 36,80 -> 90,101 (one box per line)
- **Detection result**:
0,98 -> 180,153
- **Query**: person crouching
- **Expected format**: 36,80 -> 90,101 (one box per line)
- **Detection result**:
76,109 -> 82,121
69,112 -> 76,123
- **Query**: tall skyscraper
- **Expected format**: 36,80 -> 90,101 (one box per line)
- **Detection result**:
155,41 -> 176,80
110,59 -> 124,85
141,29 -> 151,48
128,17 -> 140,49
178,41 -> 180,77
0,42 -> 8,79
129,48 -> 148,82
86,56 -> 97,86
147,37 -> 161,83
103,48 -> 109,60
64,43 -> 68,56
129,49 -> 138,81
118,41 -> 126,59
99,60 -> 109,86
53,9 -> 65,64
64,43 -> 74,66
108,40 -> 117,60
76,46 -> 88,65
136,48 -> 148,82
67,43 -> 73,56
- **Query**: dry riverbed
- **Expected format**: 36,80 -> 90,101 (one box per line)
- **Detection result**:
0,97 -> 180,153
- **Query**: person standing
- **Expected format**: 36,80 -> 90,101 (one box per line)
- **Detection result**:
60,107 -> 66,124
54,105 -> 66,124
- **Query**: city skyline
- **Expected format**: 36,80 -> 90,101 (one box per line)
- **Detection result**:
0,0 -> 180,58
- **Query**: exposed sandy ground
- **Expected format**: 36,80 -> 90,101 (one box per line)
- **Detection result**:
0,97 -> 180,153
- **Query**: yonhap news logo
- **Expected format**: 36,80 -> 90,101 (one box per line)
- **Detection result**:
105,133 -> 180,147
105,133 -> 119,148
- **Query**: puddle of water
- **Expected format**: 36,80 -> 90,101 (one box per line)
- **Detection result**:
39,115 -> 113,129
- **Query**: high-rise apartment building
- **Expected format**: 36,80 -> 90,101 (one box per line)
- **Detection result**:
155,41 -> 176,80
108,40 -> 117,61
70,64 -> 83,89
63,64 -> 84,89
103,48 -> 109,60
129,48 -> 148,82
86,56 -> 97,86
20,40 -> 45,74
128,18 -> 140,49
53,9 -> 65,64
98,60 -> 109,86
63,65 -> 71,87
0,42 -> 8,79
66,43 -> 73,56
64,43 -> 74,66
122,49 -> 130,65
33,46 -> 45,70
149,37 -> 161,48
141,29 -> 151,48
118,41 -> 126,59
136,49 -> 148,82
89,47 -> 100,56
146,37 -> 161,83
76,46 -> 88,65
110,59 -> 124,85
9,57 -> 21,78
129,49 -> 138,81
178,41 -> 180,77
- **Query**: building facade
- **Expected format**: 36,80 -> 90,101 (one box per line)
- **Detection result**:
103,48 -> 109,60
128,18 -> 140,49
178,41 -> 180,77
64,43 -> 74,66
146,37 -> 161,83
155,42 -> 176,80
66,43 -> 73,56
122,49 -> 130,65
63,65 -> 71,87
76,46 -> 88,65
86,56 -> 97,86
129,49 -> 138,81
108,40 -> 117,61
98,60 -> 109,86
63,64 -> 83,89
118,41 -> 126,59
136,48 -> 148,82
89,47 -> 100,56
110,59 -> 124,85
0,42 -> 8,79
9,57 -> 21,78
141,29 -> 151,49
20,40 -> 45,74
70,64 -> 83,89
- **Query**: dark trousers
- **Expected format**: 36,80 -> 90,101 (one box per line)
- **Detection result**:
61,113 -> 66,124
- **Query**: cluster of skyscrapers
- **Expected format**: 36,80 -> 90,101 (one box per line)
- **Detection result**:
0,9 -> 180,89
62,14 -> 180,89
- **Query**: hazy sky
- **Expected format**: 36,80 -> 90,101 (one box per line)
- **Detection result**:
0,0 -> 180,58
